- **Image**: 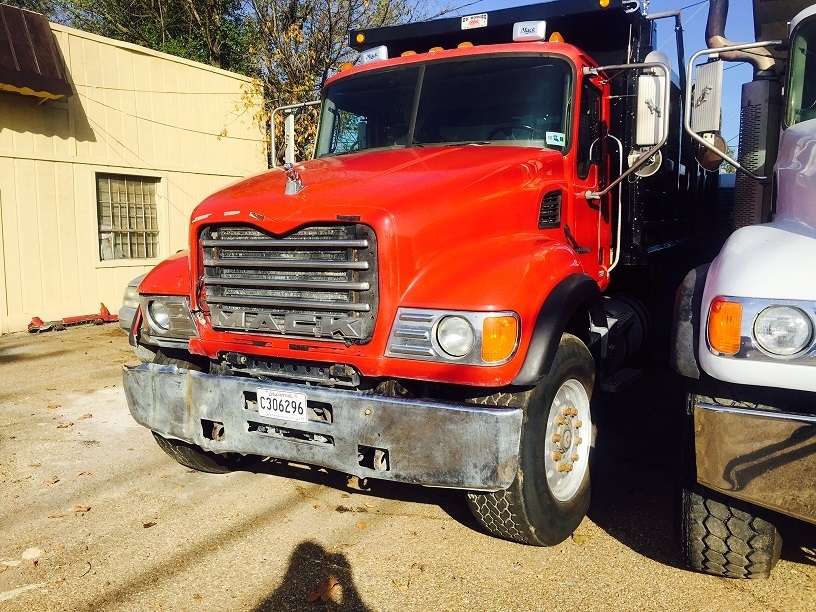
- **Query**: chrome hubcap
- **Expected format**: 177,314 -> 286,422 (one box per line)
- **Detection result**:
544,379 -> 591,502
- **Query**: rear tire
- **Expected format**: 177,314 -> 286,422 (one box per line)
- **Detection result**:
680,393 -> 782,578
152,432 -> 248,474
467,333 -> 594,546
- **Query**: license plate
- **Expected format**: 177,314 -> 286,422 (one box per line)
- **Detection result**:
256,388 -> 308,423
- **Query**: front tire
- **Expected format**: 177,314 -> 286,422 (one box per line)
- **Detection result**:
467,333 -> 594,546
680,393 -> 782,578
152,432 -> 248,474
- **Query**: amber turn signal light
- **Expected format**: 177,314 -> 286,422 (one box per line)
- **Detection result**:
482,316 -> 518,362
708,297 -> 743,355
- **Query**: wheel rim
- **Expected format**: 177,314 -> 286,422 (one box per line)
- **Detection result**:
544,378 -> 591,502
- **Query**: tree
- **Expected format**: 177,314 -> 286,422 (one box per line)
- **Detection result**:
247,0 -> 442,162
7,0 -> 446,163
4,0 -> 252,74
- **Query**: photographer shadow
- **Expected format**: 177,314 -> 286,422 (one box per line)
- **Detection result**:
254,540 -> 372,611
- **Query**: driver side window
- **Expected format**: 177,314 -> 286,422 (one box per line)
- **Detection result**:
577,79 -> 602,179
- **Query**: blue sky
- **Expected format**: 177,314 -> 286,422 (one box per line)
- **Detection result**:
444,0 -> 757,149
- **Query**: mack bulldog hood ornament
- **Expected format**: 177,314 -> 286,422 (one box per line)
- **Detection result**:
283,163 -> 306,195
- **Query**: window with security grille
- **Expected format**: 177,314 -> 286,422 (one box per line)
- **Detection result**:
97,174 -> 160,260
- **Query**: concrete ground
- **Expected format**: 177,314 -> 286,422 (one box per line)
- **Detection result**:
1,325 -> 815,611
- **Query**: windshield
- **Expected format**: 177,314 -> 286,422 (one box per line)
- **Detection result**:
315,56 -> 573,157
786,16 -> 816,125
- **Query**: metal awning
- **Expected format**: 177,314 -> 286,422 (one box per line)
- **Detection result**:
0,4 -> 71,100
753,0 -> 813,41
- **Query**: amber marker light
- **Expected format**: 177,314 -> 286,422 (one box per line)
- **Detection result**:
401,50 -> 417,56
708,297 -> 743,355
599,0 -> 611,7
339,62 -> 354,72
482,316 -> 519,363
429,46 -> 444,53
549,32 -> 565,43
458,41 -> 473,48
356,33 -> 365,44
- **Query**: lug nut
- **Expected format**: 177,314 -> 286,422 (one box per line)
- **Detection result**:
552,433 -> 562,443
555,416 -> 567,426
575,437 -> 583,445
552,451 -> 563,461
557,462 -> 573,473
574,420 -> 583,428
571,454 -> 579,462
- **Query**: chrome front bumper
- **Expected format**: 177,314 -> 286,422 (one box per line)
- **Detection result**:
123,363 -> 522,491
694,402 -> 816,524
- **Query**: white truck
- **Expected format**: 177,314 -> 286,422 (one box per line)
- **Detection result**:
673,0 -> 816,579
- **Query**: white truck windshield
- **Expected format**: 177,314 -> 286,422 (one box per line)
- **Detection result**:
787,16 -> 816,126
315,56 -> 573,157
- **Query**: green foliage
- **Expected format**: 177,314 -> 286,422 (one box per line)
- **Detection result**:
7,0 -> 444,163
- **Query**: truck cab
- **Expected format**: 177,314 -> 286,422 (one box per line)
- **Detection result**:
674,0 -> 816,579
125,0 -> 709,547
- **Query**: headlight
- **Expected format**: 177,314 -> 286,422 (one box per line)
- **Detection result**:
436,316 -> 474,357
753,306 -> 812,356
386,308 -> 519,365
148,300 -> 171,331
122,285 -> 140,310
140,296 -> 198,340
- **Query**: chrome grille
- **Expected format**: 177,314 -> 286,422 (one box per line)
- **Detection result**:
201,225 -> 378,342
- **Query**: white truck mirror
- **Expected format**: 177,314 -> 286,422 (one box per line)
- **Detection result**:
691,60 -> 724,134
684,42 -> 780,181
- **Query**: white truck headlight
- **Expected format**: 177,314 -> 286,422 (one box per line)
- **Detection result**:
436,316 -> 475,357
753,306 -> 812,356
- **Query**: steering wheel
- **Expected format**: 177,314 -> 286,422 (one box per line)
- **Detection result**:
487,123 -> 540,140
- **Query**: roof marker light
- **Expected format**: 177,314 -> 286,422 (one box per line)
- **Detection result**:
429,46 -> 444,53
360,45 -> 388,64
599,0 -> 611,7
401,50 -> 417,57
356,33 -> 365,44
549,31 -> 565,43
458,41 -> 473,48
339,62 -> 354,72
513,21 -> 547,42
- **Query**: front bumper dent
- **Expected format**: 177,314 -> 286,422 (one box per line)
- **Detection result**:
694,401 -> 816,524
123,363 -> 522,491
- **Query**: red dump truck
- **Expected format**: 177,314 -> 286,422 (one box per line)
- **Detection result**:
124,0 -> 714,545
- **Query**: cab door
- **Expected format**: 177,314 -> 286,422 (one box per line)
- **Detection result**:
569,75 -> 611,277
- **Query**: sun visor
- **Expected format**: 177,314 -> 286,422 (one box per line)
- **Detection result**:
0,5 -> 72,100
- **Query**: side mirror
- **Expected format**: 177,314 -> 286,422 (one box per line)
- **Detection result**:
684,42 -> 780,181
690,60 -> 723,134
583,58 -> 670,199
270,100 -> 321,167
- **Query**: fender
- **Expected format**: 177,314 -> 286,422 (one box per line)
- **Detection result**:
512,274 -> 607,386
670,264 -> 709,380
138,250 -> 191,296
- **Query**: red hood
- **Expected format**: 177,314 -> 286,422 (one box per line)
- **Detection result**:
193,146 -> 564,222
177,144 -> 585,386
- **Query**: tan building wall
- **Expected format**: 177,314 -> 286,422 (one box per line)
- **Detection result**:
0,23 -> 266,334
